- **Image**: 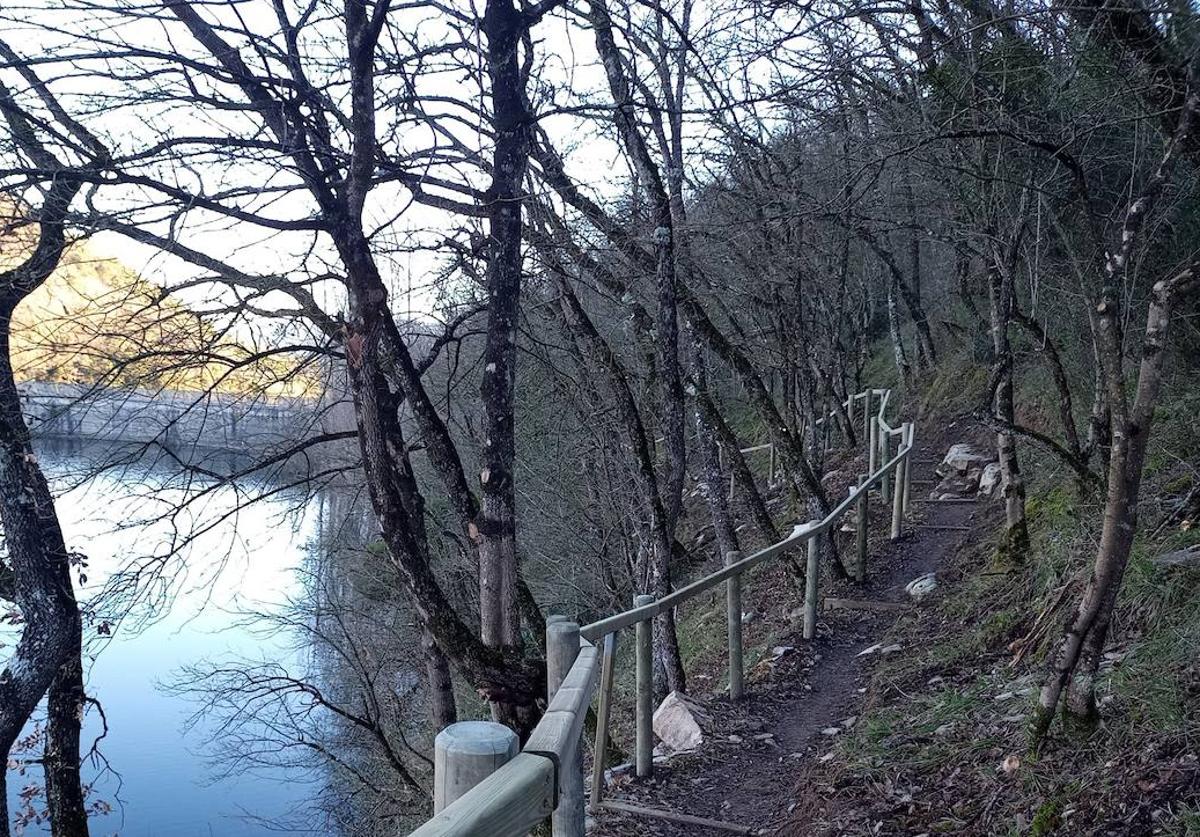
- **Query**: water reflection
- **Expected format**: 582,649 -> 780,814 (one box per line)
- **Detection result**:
3,440 -> 335,835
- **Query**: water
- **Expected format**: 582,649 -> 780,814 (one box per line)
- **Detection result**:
3,442 -> 330,836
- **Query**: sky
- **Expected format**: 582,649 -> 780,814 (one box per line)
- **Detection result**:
1,0 -> 795,324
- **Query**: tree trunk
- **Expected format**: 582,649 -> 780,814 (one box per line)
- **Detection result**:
686,326 -> 741,564
45,644 -> 89,837
0,176 -> 89,837
886,271 -> 913,386
1034,93 -> 1199,739
547,266 -> 686,695
860,232 -> 937,375
1035,269 -> 1199,739
692,387 -> 779,544
904,179 -> 933,371
477,0 -> 530,653
986,263 -> 1029,564
587,0 -> 687,693
421,627 -> 457,731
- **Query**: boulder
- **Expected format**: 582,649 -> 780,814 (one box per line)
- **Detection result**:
930,472 -> 980,499
652,691 -> 710,752
978,463 -> 1003,499
938,443 -> 995,477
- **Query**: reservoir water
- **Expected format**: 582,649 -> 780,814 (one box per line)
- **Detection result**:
4,442 -> 333,835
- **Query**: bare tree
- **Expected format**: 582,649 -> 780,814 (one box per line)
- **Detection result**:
0,78 -> 92,835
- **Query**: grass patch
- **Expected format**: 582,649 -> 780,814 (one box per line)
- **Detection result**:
918,349 -> 990,418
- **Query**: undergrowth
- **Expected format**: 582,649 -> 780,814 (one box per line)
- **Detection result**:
791,358 -> 1200,835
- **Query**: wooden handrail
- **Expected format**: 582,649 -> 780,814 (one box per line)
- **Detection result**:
581,520 -> 819,639
410,639 -> 601,837
408,388 -> 913,837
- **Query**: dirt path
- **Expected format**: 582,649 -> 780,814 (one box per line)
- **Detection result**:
591,427 -> 995,836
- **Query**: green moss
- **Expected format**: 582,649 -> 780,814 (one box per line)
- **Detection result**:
994,519 -> 1031,568
1030,797 -> 1062,835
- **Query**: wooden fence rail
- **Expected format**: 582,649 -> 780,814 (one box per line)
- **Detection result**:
409,388 -> 913,837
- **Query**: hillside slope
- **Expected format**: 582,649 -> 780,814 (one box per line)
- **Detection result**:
2,212 -> 313,396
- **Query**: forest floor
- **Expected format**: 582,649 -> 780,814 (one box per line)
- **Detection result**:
590,417 -> 1000,836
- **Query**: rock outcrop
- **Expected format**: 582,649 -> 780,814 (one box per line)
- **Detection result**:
931,442 -> 997,499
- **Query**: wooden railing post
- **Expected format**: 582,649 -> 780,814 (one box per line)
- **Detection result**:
879,428 -> 891,503
589,633 -> 617,810
434,721 -> 520,813
902,422 -> 913,516
862,389 -> 873,461
547,619 -> 584,837
803,521 -> 820,640
634,594 -> 654,779
890,454 -> 905,541
868,414 -> 879,478
855,474 -> 868,583
725,550 -> 744,700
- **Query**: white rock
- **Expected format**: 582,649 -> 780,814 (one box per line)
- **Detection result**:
978,463 -> 1003,498
772,645 -> 796,658
939,443 -> 995,476
821,727 -> 841,736
905,572 -> 938,601
860,643 -> 902,656
652,691 -> 710,752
